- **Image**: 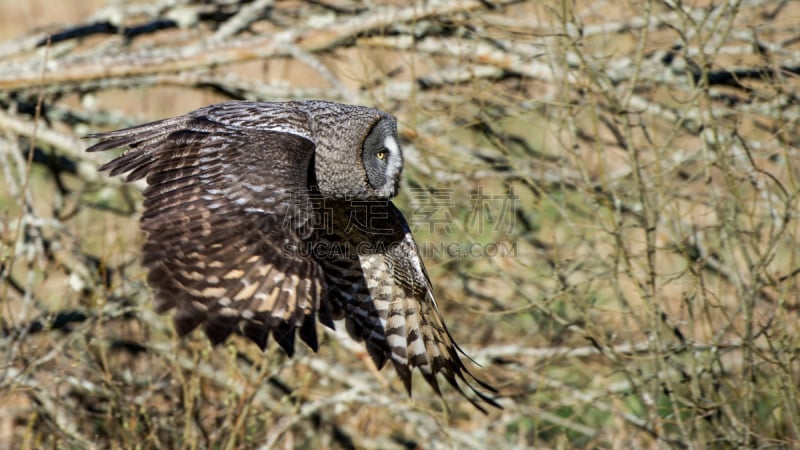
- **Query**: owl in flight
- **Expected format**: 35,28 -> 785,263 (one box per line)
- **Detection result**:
87,100 -> 498,412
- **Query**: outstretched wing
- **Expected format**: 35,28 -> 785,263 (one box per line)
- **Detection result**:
86,112 -> 328,355
319,200 -> 500,413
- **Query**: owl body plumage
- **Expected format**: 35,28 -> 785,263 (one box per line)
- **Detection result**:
87,100 -> 498,412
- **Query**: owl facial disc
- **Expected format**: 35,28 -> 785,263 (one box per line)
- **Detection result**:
361,116 -> 403,198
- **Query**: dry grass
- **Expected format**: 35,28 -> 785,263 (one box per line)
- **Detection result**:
1,0 -> 800,448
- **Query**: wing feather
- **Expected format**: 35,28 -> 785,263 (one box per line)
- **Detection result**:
317,200 -> 500,412
384,221 -> 501,412
87,111 -> 325,356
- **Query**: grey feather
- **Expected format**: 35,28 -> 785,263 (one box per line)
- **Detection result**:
87,100 -> 498,412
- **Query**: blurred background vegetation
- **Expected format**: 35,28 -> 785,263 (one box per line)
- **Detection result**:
1,0 -> 799,448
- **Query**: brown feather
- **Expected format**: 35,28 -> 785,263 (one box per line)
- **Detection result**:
87,101 -> 500,413
88,113 -> 326,359
315,199 -> 500,412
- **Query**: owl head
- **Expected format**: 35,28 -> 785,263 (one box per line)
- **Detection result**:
293,101 -> 404,200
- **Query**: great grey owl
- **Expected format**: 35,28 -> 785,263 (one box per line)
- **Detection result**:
86,100 -> 498,412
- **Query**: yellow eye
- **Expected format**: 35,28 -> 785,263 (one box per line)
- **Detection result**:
376,150 -> 386,160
